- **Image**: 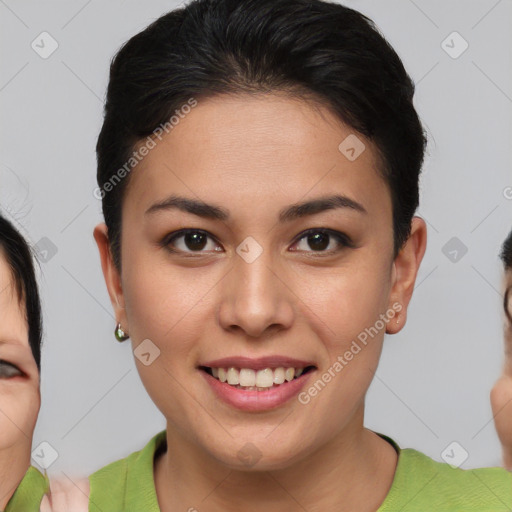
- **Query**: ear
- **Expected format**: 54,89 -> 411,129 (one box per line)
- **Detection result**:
93,223 -> 129,333
386,216 -> 427,334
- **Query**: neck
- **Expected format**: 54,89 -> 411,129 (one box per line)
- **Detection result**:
0,447 -> 30,510
155,407 -> 398,512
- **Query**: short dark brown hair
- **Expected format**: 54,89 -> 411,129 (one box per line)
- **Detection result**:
96,0 -> 427,270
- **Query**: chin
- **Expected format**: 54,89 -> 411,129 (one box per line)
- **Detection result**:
215,450 -> 300,472
202,432 -> 311,472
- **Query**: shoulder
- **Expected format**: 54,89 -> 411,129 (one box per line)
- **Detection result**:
380,441 -> 512,511
88,430 -> 166,512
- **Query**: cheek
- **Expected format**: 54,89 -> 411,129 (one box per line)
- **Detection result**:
0,383 -> 40,449
298,258 -> 393,346
122,241 -> 223,345
121,255 -> 210,414
123,250 -> 177,339
293,258 -> 392,418
295,269 -> 392,436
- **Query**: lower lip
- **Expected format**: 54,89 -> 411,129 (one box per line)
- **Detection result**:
200,369 -> 314,412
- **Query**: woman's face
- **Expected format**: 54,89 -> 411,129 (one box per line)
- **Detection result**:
96,93 -> 425,469
0,255 -> 40,453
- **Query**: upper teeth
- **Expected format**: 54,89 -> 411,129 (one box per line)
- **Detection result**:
211,367 -> 305,387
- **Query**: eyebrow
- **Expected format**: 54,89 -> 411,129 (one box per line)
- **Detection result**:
145,194 -> 367,222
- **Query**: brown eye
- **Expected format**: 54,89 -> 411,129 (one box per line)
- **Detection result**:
163,229 -> 223,254
0,360 -> 23,379
291,229 -> 353,254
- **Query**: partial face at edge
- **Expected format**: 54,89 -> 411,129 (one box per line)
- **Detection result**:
491,269 -> 512,470
96,93 -> 425,470
0,255 -> 40,452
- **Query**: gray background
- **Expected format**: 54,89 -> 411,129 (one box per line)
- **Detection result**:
1,0 -> 511,478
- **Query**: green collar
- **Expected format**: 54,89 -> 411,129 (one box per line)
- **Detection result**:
90,429 -> 512,511
124,430 -> 165,510
4,465 -> 49,512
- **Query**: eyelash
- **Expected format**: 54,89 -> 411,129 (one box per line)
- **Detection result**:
161,228 -> 353,257
0,360 -> 23,379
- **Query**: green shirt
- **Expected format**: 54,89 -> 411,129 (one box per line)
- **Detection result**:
89,430 -> 512,511
4,465 -> 49,512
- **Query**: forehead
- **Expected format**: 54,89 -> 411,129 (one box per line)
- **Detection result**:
0,255 -> 28,345
124,93 -> 391,223
0,254 -> 16,301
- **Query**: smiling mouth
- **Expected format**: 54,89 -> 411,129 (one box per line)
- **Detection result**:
199,365 -> 316,391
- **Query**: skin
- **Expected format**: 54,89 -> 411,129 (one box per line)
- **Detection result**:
491,270 -> 512,471
0,254 -> 40,510
94,93 -> 427,511
40,478 -> 90,512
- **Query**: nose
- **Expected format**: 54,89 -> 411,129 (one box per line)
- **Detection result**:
217,244 -> 294,339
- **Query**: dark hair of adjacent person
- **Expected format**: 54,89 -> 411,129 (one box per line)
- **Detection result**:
501,229 -> 512,323
0,214 -> 42,371
501,229 -> 512,271
96,0 -> 427,270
